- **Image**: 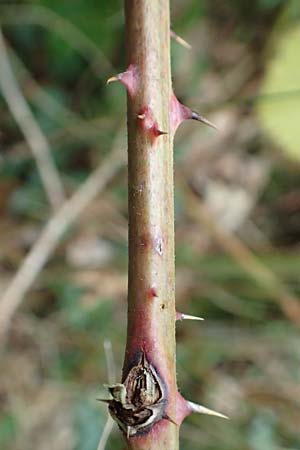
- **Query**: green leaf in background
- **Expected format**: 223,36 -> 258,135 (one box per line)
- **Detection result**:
0,413 -> 17,447
256,24 -> 300,162
37,0 -> 123,52
74,398 -> 106,450
258,0 -> 283,9
247,410 -> 278,450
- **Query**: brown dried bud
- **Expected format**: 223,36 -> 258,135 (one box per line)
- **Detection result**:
105,352 -> 166,437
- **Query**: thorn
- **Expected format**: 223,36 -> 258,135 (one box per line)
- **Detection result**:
181,313 -> 204,321
163,414 -> 178,426
137,106 -> 168,142
96,398 -> 110,403
176,312 -> 204,321
106,64 -> 138,97
106,75 -> 119,85
191,111 -> 218,130
188,401 -> 229,420
170,30 -> 192,50
156,130 -> 168,136
149,287 -> 158,298
170,94 -> 216,132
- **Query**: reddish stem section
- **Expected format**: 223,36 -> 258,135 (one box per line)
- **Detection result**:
175,392 -> 193,425
170,93 -> 194,132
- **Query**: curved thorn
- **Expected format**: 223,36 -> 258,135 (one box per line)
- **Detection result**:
157,130 -> 168,136
191,111 -> 218,130
170,30 -> 192,50
106,75 -> 119,85
188,401 -> 229,420
137,113 -> 146,120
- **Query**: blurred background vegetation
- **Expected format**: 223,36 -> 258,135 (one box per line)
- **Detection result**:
0,1 -> 300,449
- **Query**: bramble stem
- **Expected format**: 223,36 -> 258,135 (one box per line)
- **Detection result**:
114,0 -> 178,448
105,2 -> 228,446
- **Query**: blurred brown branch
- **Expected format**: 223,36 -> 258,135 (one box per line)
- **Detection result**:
184,182 -> 300,326
0,133 -> 125,343
0,28 -> 65,210
8,45 -> 110,139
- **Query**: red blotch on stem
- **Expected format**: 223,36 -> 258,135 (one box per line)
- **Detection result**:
139,233 -> 164,256
148,286 -> 158,299
139,233 -> 151,250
